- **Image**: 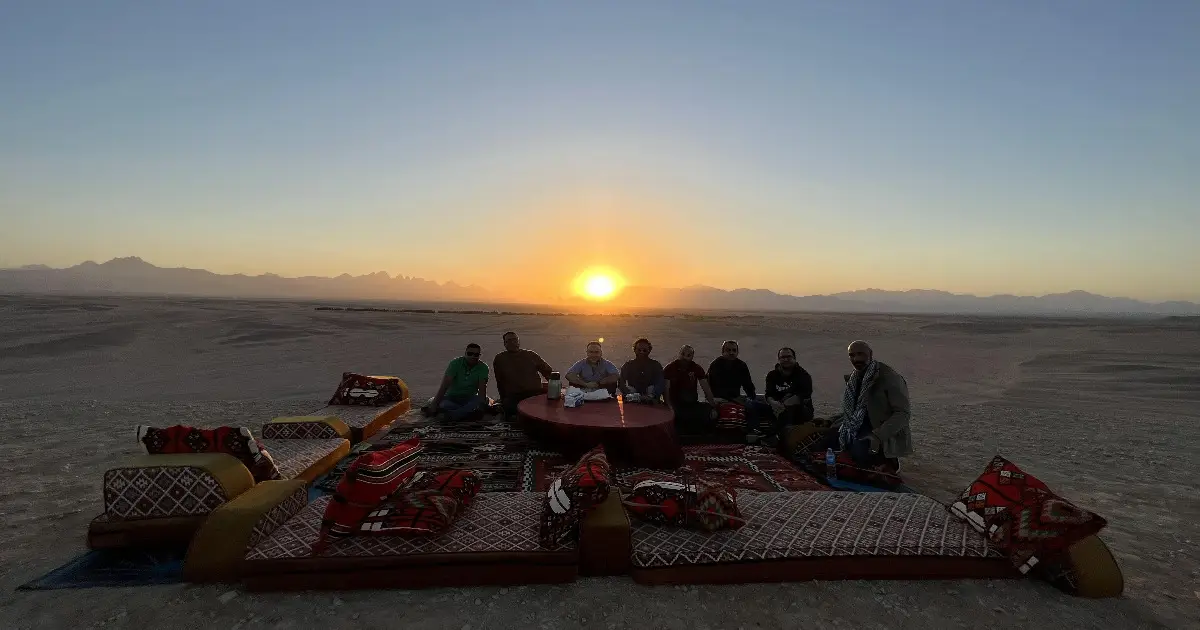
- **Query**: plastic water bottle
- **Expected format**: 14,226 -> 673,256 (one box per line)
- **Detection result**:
825,448 -> 837,482
547,372 -> 562,400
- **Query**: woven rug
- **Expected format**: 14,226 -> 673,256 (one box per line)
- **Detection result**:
523,444 -> 828,493
18,547 -> 185,590
315,415 -> 552,493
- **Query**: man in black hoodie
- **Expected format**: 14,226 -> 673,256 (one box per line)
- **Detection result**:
707,340 -> 772,439
764,347 -> 815,430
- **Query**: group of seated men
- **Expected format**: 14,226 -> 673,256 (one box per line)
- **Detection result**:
423,332 -> 912,468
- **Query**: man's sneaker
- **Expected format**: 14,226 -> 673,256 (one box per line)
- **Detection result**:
746,429 -> 766,445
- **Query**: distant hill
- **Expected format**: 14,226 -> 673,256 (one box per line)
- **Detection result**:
2,257 -> 1196,315
0,257 -> 486,302
609,285 -> 1200,316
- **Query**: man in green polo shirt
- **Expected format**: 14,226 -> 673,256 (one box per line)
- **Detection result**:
426,343 -> 490,421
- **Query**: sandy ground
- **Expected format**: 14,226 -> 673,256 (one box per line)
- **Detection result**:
1,295 -> 1197,629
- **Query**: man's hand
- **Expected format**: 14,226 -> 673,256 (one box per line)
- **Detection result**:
769,399 -> 786,414
866,433 -> 881,454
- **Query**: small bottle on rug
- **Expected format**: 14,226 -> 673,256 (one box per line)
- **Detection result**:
825,448 -> 838,482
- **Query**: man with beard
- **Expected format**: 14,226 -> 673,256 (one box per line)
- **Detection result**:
663,344 -> 719,433
764,346 -> 815,430
425,342 -> 490,421
492,331 -> 554,418
830,340 -> 912,467
707,339 -> 772,439
619,337 -> 665,402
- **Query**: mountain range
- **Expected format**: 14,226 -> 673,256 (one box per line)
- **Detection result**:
2,257 -> 1197,316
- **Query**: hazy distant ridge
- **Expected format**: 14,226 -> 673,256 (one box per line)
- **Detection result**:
0,257 -> 485,302
2,258 -> 1197,315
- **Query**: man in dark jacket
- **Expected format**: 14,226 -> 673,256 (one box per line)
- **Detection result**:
764,347 -> 815,430
619,337 -> 665,402
830,340 -> 913,467
707,340 -> 771,438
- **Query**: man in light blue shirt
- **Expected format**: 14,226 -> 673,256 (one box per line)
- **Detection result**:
564,341 -> 620,393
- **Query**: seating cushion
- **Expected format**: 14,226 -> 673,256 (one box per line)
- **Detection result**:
327,373 -> 408,406
949,455 -> 1049,534
183,480 -> 309,582
137,425 -> 281,483
246,492 -> 576,565
624,479 -> 744,531
260,438 -> 350,482
986,486 -> 1107,574
539,445 -> 612,547
359,470 -> 482,537
313,399 -> 411,442
102,453 -> 254,520
630,491 -> 1014,584
314,438 -> 422,550
263,416 -> 351,440
715,403 -> 746,431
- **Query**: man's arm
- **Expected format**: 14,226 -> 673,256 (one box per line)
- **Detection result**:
429,373 -> 453,409
618,361 -> 632,393
564,361 -> 589,387
535,353 -> 554,380
784,371 -> 814,406
698,377 -> 716,405
492,357 -> 507,400
598,362 -> 620,387
741,363 -> 756,398
477,376 -> 489,399
872,371 -> 911,442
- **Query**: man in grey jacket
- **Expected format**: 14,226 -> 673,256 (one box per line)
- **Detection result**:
830,340 -> 913,466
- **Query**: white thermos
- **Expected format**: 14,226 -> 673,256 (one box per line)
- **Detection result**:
547,372 -> 562,400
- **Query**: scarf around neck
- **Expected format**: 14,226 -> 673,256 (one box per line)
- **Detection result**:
838,360 -> 879,449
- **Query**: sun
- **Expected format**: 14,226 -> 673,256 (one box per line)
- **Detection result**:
572,266 -> 626,302
585,275 -> 615,299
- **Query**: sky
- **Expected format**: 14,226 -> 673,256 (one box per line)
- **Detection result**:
1,1 -> 1198,303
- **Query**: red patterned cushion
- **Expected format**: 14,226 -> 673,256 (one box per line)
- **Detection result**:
715,403 -> 746,430
328,372 -> 404,407
624,480 -> 692,527
623,479 -> 743,531
986,486 -> 1108,574
691,481 -> 744,531
539,445 -> 611,546
358,469 -> 482,537
808,451 -> 903,489
359,490 -> 461,536
136,425 -> 280,483
407,468 -> 482,505
950,455 -> 1050,533
313,438 -> 422,552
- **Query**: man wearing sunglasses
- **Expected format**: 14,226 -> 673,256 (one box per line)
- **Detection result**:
425,342 -> 490,421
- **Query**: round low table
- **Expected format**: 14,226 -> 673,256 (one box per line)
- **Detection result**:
518,395 -> 683,469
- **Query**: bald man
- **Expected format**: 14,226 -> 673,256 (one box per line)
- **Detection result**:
830,340 -> 913,467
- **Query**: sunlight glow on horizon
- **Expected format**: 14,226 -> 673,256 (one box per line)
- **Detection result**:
573,267 -> 626,302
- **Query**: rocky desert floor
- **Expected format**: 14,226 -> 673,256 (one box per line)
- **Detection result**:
0,294 -> 1197,629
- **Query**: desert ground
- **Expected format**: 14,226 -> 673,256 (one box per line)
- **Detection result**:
0,294 -> 1197,629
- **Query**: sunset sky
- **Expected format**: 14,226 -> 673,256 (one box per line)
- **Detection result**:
2,2 -> 1198,302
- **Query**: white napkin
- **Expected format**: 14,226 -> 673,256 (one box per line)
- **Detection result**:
582,388 -> 612,401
